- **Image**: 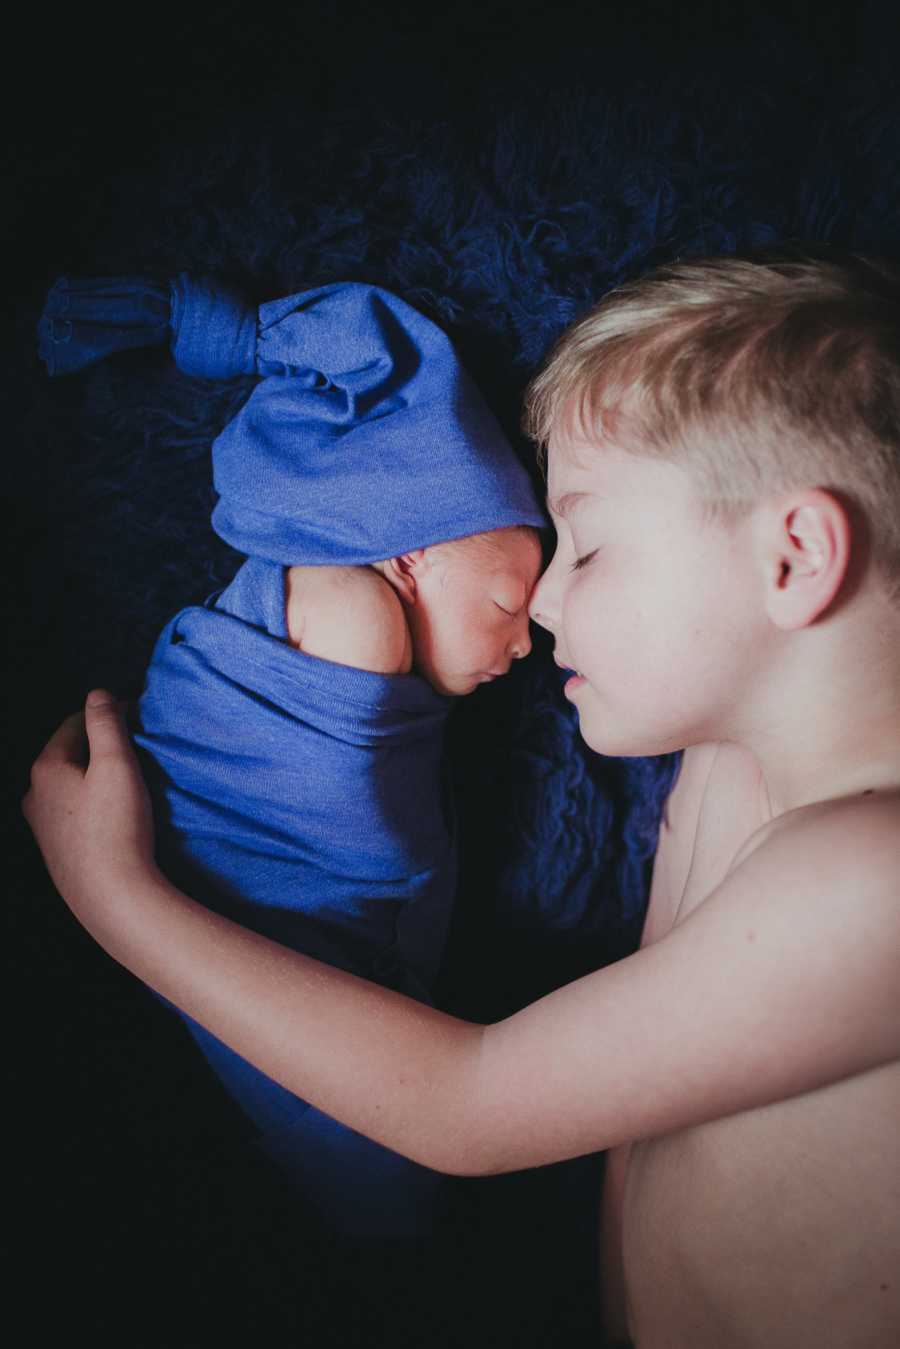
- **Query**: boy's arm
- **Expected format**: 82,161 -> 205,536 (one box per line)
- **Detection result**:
480,796 -> 900,1170
25,699 -> 900,1177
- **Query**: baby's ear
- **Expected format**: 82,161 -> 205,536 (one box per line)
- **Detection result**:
383,549 -> 428,606
762,489 -> 851,629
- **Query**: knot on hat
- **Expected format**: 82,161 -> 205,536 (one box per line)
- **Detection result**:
169,273 -> 258,378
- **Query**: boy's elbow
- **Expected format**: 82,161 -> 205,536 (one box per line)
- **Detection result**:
401,1023 -> 526,1178
415,1095 -> 518,1178
398,1115 -> 490,1177
421,1137 -> 509,1178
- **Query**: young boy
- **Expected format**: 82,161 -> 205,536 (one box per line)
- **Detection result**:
38,274 -> 544,1233
27,252 -> 900,1346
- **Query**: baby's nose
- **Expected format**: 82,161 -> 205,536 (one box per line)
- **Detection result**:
509,616 -> 532,661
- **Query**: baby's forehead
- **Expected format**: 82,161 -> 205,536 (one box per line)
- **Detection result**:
439,527 -> 542,580
447,524 -> 539,552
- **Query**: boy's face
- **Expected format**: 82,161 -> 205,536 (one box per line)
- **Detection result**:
409,529 -> 543,696
529,430 -> 765,756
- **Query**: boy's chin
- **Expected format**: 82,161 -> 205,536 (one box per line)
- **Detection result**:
580,717 -> 685,760
575,707 -> 675,759
578,723 -> 616,755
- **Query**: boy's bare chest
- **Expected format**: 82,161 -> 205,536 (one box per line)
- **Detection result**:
609,744 -> 900,1346
623,1062 -> 900,1347
602,743 -> 772,1337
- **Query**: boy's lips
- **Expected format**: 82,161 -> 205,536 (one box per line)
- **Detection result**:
554,655 -> 586,693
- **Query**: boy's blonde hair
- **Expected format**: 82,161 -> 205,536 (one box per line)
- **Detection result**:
524,251 -> 900,592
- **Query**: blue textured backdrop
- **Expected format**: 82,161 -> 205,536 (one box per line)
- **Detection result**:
9,3 -> 899,1344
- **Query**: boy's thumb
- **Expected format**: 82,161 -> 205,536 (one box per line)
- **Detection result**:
84,689 -> 133,761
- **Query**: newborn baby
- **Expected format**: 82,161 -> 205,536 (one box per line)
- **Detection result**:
40,274 -> 545,1234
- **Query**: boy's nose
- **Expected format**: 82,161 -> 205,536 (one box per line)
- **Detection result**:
528,567 -> 558,636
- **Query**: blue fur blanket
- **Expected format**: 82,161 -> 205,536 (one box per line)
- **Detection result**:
10,2 -> 897,1342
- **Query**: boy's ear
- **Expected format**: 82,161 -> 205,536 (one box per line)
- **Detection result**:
761,489 -> 851,630
383,549 -> 428,606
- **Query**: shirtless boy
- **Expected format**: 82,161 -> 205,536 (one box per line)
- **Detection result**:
26,252 -> 900,1346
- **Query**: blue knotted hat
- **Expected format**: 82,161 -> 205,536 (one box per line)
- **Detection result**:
39,274 -> 546,564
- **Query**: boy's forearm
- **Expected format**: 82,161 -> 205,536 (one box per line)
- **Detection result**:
87,868 -> 487,1175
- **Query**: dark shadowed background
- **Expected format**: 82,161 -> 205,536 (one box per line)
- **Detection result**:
7,2 -> 898,1344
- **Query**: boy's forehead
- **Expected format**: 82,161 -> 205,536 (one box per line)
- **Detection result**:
547,425 -> 597,466
545,426 -> 611,496
545,429 -> 690,510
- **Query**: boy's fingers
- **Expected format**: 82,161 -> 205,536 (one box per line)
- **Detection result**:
31,709 -> 89,772
84,689 -> 137,765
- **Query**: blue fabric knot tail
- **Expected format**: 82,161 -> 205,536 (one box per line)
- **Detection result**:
37,275 -> 172,376
37,273 -> 259,378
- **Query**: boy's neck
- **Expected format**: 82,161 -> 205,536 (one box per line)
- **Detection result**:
750,733 -> 900,819
733,595 -> 900,816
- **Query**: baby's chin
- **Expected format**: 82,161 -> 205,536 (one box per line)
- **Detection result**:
432,672 -> 495,698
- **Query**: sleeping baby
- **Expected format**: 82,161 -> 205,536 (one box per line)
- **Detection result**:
39,274 -> 545,1235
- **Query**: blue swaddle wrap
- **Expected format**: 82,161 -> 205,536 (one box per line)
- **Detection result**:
137,556 -> 456,998
136,557 -> 458,1234
40,273 -> 546,1232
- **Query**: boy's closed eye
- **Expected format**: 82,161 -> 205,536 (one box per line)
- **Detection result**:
570,549 -> 599,572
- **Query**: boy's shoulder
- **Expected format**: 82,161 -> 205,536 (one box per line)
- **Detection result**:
652,785 -> 900,1111
285,564 -> 413,675
650,741 -> 899,959
679,789 -> 900,1032
727,786 -> 900,908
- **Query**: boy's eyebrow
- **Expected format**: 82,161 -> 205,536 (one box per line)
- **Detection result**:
547,491 -> 594,518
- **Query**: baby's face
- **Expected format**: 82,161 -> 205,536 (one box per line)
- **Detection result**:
410,528 -> 543,696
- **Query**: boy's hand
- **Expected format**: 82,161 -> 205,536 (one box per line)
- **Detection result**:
23,692 -> 160,923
